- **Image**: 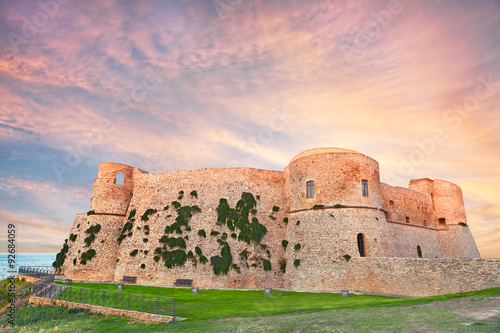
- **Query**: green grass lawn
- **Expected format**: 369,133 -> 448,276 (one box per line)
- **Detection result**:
3,283 -> 499,332
51,282 -> 499,321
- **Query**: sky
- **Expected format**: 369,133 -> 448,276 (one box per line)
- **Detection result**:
0,0 -> 499,258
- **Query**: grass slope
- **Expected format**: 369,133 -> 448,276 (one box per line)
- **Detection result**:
2,283 -> 499,332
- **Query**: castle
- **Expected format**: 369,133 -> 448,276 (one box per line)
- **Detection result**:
59,148 -> 499,297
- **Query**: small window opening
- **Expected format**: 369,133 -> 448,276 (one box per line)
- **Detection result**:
405,216 -> 410,223
438,218 -> 446,225
357,233 -> 365,257
362,180 -> 369,197
306,181 -> 314,198
115,172 -> 125,185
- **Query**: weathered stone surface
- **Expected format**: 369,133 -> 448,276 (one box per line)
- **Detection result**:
29,296 -> 173,323
60,147 -> 494,296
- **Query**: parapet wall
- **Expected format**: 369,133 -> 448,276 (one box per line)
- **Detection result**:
286,257 -> 499,297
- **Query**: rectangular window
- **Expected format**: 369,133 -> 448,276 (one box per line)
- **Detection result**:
362,179 -> 369,197
306,181 -> 314,198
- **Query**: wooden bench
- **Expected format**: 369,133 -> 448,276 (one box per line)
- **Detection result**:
174,279 -> 193,287
121,276 -> 137,284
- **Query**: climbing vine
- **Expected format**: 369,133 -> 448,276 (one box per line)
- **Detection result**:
52,239 -> 69,272
84,224 -> 101,247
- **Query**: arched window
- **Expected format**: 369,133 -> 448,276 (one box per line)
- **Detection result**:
362,179 -> 369,197
306,181 -> 314,198
357,233 -> 365,257
115,172 -> 125,185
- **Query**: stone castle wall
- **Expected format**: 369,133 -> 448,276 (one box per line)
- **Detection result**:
60,148 -> 489,296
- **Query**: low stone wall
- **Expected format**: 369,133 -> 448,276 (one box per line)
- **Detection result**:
28,296 -> 174,323
285,257 -> 500,297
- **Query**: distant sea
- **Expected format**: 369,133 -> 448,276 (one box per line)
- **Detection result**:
0,253 -> 56,280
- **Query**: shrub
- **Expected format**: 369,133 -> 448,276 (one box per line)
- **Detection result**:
69,234 -> 77,242
293,259 -> 301,268
272,206 -> 280,212
195,247 -> 203,256
153,256 -> 160,262
458,222 -> 468,226
268,215 -> 276,220
187,251 -> 194,259
334,204 -> 344,208
198,229 -> 206,238
231,233 -> 237,239
240,249 -> 249,260
144,250 -> 149,255
143,238 -> 148,243
178,190 -> 184,200
73,258 -> 76,265
343,254 -> 351,262
282,240 -> 289,250
313,205 -> 325,210
263,260 -> 272,271
162,250 -> 187,268
211,244 -> 232,275
199,255 -> 208,265
128,209 -> 136,220
417,245 -> 423,258
278,258 -> 287,273
141,209 -> 157,221
294,243 -> 301,251
159,236 -> 186,249
140,264 -> 146,269
296,220 -> 300,226
130,249 -> 138,256
210,230 -> 220,237
163,205 -> 169,211
87,210 -> 95,215
283,217 -> 288,224
190,190 -> 198,198
171,201 -> 181,209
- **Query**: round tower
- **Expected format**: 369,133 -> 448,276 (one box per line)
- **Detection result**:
90,163 -> 138,215
64,163 -> 148,281
283,148 -> 396,289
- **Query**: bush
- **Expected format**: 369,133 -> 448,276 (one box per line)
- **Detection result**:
69,233 -> 77,242
190,190 -> 198,198
130,249 -> 138,256
417,245 -> 423,258
178,190 -> 184,200
87,210 -> 95,215
128,209 -> 136,220
458,222 -> 468,226
141,209 -> 157,221
293,259 -> 301,268
278,258 -> 287,273
263,259 -> 272,271
210,230 -> 220,237
282,240 -> 289,250
343,254 -> 351,262
143,238 -> 148,243
294,243 -> 301,251
312,205 -> 325,210
272,206 -> 280,212
240,249 -> 249,260
197,229 -> 206,237
7,304 -> 89,327
283,217 -> 288,224
140,264 -> 146,269
296,220 -> 300,226
334,204 -> 344,208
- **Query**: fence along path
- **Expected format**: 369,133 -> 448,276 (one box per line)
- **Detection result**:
19,266 -> 175,317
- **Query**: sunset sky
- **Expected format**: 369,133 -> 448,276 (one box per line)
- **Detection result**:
0,0 -> 499,258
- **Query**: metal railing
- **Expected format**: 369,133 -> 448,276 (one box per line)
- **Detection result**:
54,286 -> 175,316
18,266 -> 176,317
18,266 -> 53,278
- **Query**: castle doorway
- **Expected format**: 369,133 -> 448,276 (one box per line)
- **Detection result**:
357,233 -> 365,257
